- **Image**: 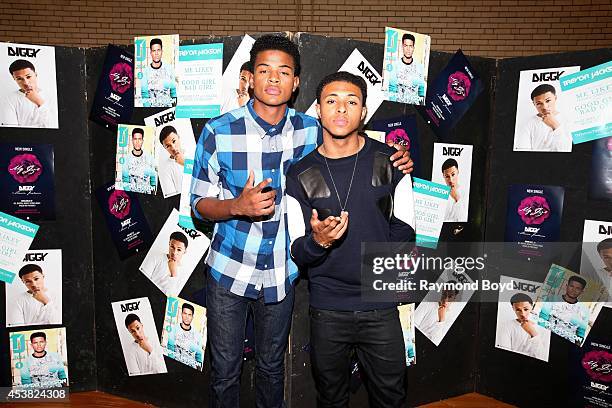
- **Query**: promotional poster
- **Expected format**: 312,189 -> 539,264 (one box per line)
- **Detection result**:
134,35 -> 179,108
580,219 -> 612,298
371,115 -> 421,177
160,296 -> 206,371
0,211 -> 38,284
504,184 -> 564,259
111,297 -> 167,376
495,275 -> 551,362
89,44 -> 134,130
513,66 -> 580,152
560,61 -> 612,144
305,48 -> 384,124
398,303 -> 416,366
115,124 -> 157,195
94,182 -> 153,260
414,268 -> 475,346
9,327 -> 69,388
533,264 -> 605,346
0,144 -> 55,221
412,177 -> 450,249
6,249 -> 62,328
589,137 -> 612,202
220,34 -> 255,114
178,157 -> 196,229
420,50 -> 483,137
0,42 -> 59,129
569,338 -> 612,408
382,27 -> 431,106
176,43 -> 223,118
139,209 -> 210,296
431,143 -> 472,223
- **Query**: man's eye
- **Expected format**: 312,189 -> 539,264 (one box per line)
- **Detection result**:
326,100 -> 335,104
348,101 -> 357,105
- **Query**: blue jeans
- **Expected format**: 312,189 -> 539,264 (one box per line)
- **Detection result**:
207,275 -> 294,408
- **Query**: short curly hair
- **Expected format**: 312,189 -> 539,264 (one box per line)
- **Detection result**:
249,35 -> 301,76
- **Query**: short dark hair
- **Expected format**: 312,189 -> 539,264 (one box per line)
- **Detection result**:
30,331 -> 46,341
530,84 -> 556,100
159,125 -> 178,144
169,231 -> 188,248
124,313 -> 141,328
250,34 -> 301,76
9,59 -> 36,75
181,303 -> 195,314
315,71 -> 367,105
402,33 -> 416,44
568,275 -> 587,289
510,293 -> 533,306
150,38 -> 162,49
442,158 -> 459,172
132,127 -> 144,138
596,238 -> 612,253
19,263 -> 43,278
240,60 -> 253,74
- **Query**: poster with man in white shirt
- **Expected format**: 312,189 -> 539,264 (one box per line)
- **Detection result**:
0,42 -> 58,128
6,249 -> 62,327
431,143 -> 472,223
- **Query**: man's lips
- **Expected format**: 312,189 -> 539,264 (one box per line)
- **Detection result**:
265,87 -> 281,95
332,117 -> 348,126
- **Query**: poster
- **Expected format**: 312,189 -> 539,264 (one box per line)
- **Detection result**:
431,143 -> 472,223
115,124 -> 157,195
160,296 -> 207,371
0,211 -> 38,284
95,182 -> 152,260
89,44 -> 134,130
112,297 -> 167,376
589,137 -> 612,202
144,108 -> 196,198
305,48 -> 384,124
504,184 -> 564,259
176,43 -> 223,118
6,249 -> 62,328
420,49 -> 483,137
178,156 -> 196,229
398,303 -> 416,366
382,27 -> 431,106
569,338 -> 612,408
414,268 -> 475,346
9,327 -> 69,388
134,35 -> 179,107
533,264 -> 605,346
0,42 -> 58,129
560,61 -> 612,144
370,115 -> 421,177
0,143 -> 55,221
220,34 -> 255,114
139,209 -> 210,296
580,219 -> 612,299
494,275 -> 551,362
412,177 -> 450,249
513,66 -> 580,152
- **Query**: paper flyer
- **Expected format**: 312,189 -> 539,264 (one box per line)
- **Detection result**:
0,143 -> 55,221
370,115 -> 421,177
569,337 -> 612,408
178,156 -> 196,229
220,34 -> 255,114
0,211 -> 38,284
412,177 -> 450,249
134,34 -> 179,107
115,124 -> 157,195
160,296 -> 206,371
398,303 -> 416,366
589,137 -> 612,202
580,219 -> 612,299
431,143 -> 472,223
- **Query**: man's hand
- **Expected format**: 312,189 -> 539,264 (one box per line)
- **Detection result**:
449,186 -> 459,202
310,209 -> 348,248
437,301 -> 449,322
24,89 -> 45,107
540,113 -> 560,131
167,256 -> 179,277
138,338 -> 153,354
31,289 -> 50,305
173,150 -> 185,166
519,319 -> 539,338
230,170 -> 276,218
387,142 -> 414,174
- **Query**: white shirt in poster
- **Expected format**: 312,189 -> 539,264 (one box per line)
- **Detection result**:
520,113 -> 572,152
159,157 -> 183,197
445,185 -> 467,222
126,340 -> 166,375
496,318 -> 549,361
142,252 -> 182,296
415,301 -> 460,345
0,89 -> 55,128
8,290 -> 60,326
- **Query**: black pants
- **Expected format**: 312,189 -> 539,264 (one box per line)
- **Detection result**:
309,307 -> 406,408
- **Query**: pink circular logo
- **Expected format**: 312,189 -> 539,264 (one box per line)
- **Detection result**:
447,71 -> 471,101
386,129 -> 411,150
582,350 -> 612,383
109,62 -> 133,94
8,154 -> 42,183
108,190 -> 131,219
517,196 -> 550,225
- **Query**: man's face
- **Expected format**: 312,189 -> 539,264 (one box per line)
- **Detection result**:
12,68 -> 38,93
251,50 -> 299,107
168,239 -> 186,263
599,247 -> 612,272
127,320 -> 145,342
512,301 -> 533,321
316,81 -> 366,139
181,308 -> 194,326
162,132 -> 181,158
21,271 -> 45,293
565,280 -> 585,300
150,44 -> 162,63
30,336 -> 47,353
132,132 -> 144,151
402,39 -> 415,59
239,69 -> 252,94
442,166 -> 459,188
532,91 -> 557,116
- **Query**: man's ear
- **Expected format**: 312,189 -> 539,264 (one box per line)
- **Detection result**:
315,103 -> 321,119
361,106 -> 367,122
293,76 -> 300,93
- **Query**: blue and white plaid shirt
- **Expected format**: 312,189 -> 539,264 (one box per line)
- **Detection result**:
191,100 -> 319,303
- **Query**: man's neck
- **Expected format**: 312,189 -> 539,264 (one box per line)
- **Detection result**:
151,61 -> 162,69
180,322 -> 191,331
132,149 -> 143,157
562,294 -> 578,304
33,350 -> 47,358
320,132 -> 363,159
252,99 -> 287,125
402,56 -> 413,64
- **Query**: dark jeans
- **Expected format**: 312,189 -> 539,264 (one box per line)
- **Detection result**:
309,307 -> 406,408
207,276 -> 294,408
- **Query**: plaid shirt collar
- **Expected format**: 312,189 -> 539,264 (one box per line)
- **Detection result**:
246,99 -> 289,139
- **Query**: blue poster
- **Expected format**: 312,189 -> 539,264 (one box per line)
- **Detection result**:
589,137 -> 612,202
0,144 -> 55,221
569,337 -> 612,408
504,184 -> 564,259
418,50 -> 483,138
95,181 -> 152,260
370,115 -> 421,178
89,45 -> 134,130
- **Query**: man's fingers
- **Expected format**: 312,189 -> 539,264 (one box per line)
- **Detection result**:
259,189 -> 276,202
244,170 -> 255,188
254,177 -> 272,192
